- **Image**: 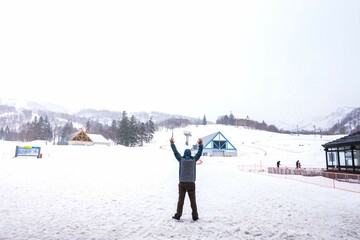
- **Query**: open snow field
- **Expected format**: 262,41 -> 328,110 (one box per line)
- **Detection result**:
1,125 -> 360,240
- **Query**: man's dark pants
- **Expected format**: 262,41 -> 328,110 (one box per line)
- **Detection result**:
175,182 -> 198,219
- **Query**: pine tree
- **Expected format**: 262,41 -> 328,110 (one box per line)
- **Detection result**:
138,122 -> 146,146
224,115 -> 230,125
0,127 -> 4,140
31,116 -> 39,140
86,121 -> 91,133
128,115 -> 139,147
118,111 -> 130,146
43,115 -> 53,141
4,125 -> 11,141
108,120 -> 118,143
202,114 -> 207,125
38,116 -> 45,140
229,112 -> 235,126
145,116 -> 155,143
61,121 -> 74,142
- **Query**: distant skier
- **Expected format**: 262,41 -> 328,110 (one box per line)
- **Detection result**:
170,136 -> 203,221
277,161 -> 281,168
296,160 -> 299,169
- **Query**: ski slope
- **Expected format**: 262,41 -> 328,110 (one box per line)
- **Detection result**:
0,125 -> 359,240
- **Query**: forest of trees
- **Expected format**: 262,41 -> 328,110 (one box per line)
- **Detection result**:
58,111 -> 156,147
216,113 -> 279,132
157,117 -> 192,129
1,102 -> 359,143
0,111 -> 155,147
19,115 -> 53,142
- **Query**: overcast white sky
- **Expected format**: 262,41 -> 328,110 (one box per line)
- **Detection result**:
1,0 -> 359,124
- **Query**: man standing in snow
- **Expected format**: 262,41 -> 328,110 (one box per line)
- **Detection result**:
170,137 -> 203,221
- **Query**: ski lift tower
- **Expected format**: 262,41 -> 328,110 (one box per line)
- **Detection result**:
184,131 -> 192,146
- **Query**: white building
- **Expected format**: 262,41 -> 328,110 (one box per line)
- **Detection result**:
192,131 -> 237,157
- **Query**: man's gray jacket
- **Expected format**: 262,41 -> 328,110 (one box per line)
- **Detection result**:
171,144 -> 203,182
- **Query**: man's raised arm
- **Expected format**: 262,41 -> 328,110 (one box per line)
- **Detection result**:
170,137 -> 181,161
194,138 -> 203,161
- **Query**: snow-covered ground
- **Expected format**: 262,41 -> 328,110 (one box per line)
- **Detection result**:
1,125 -> 360,240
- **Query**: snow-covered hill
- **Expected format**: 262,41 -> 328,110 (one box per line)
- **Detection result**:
297,107 -> 355,131
0,125 -> 359,240
0,98 -> 359,133
0,98 -> 68,113
0,98 -> 199,129
273,107 -> 356,132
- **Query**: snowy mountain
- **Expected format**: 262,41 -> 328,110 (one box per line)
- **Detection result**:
271,107 -> 356,132
77,109 -> 200,126
0,98 -> 358,134
0,98 -> 68,113
296,107 -> 355,131
0,98 -> 200,131
328,107 -> 360,134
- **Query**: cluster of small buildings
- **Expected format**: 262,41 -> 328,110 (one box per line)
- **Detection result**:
68,129 -> 239,157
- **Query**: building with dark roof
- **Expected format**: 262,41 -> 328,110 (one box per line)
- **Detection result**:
322,131 -> 360,173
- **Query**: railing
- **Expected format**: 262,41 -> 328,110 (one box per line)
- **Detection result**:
268,167 -> 324,176
268,167 -> 360,184
321,171 -> 360,184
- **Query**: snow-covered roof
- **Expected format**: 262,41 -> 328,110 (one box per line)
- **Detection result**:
87,134 -> 108,143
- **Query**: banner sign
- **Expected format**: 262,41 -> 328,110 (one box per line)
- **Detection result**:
15,146 -> 41,158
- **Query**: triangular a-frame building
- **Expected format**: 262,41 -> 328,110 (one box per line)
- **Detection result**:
193,131 -> 237,157
68,130 -> 110,146
70,130 -> 93,143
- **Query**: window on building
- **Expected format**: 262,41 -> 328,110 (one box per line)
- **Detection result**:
354,150 -> 360,167
327,151 -> 338,166
213,140 -> 226,149
345,150 -> 353,166
339,150 -> 346,166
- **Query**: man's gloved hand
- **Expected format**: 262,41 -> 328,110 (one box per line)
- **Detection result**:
197,138 -> 203,145
170,137 -> 175,144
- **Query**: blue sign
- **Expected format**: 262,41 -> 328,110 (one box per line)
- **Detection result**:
15,146 -> 41,158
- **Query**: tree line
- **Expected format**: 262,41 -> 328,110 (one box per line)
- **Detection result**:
0,115 -> 51,141
108,111 -> 155,146
216,113 -> 279,132
0,111 -> 155,147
